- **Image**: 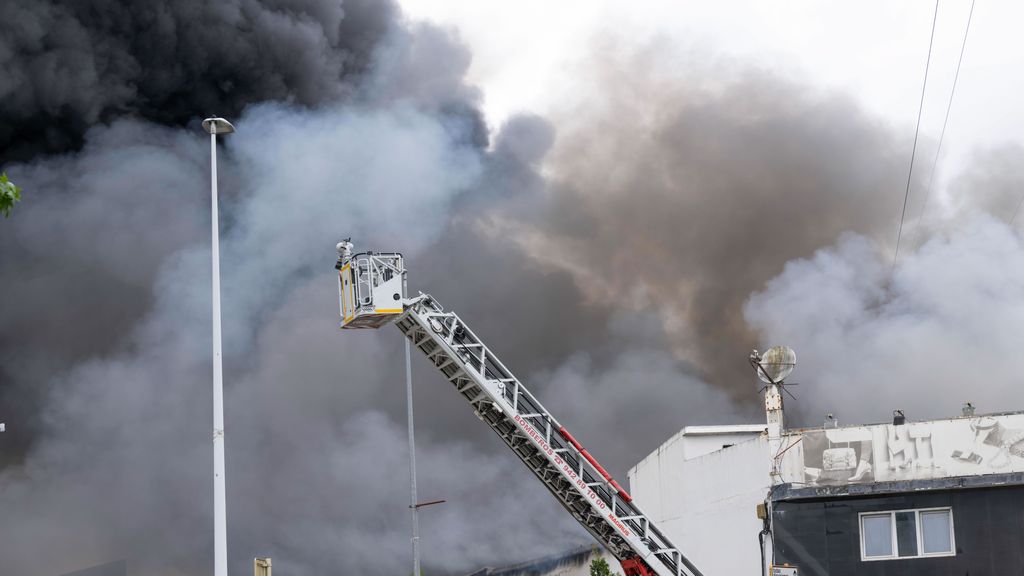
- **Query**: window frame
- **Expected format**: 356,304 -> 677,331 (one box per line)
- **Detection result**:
858,507 -> 956,561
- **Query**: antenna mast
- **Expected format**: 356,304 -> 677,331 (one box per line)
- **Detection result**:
750,346 -> 796,477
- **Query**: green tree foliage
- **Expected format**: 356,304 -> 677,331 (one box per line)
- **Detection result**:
0,172 -> 21,218
590,557 -> 622,576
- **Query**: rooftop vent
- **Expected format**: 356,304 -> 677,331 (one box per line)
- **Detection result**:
893,409 -> 906,426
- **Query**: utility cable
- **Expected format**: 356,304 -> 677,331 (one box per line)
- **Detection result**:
913,0 -> 976,249
1010,193 -> 1024,227
893,0 -> 941,268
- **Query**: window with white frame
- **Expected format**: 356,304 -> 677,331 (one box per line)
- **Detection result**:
859,508 -> 955,561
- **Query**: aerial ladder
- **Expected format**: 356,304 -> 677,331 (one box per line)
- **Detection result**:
334,241 -> 704,576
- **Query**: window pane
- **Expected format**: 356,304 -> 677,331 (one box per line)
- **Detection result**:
895,511 -> 919,557
863,514 -> 893,557
921,510 -> 953,554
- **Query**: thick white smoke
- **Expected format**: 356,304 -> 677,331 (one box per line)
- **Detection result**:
745,215 -> 1024,426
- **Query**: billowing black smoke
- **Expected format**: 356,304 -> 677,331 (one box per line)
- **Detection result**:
0,0 -> 395,161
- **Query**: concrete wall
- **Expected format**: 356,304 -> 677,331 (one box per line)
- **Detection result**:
629,435 -> 772,575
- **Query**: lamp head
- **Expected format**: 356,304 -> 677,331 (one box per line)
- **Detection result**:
202,117 -> 235,135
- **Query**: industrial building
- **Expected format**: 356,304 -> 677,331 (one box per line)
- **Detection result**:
466,545 -> 613,576
341,247 -> 1024,576
628,403 -> 1024,575
60,562 -> 126,576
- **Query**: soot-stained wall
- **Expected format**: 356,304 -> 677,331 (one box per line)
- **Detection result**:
770,484 -> 1024,576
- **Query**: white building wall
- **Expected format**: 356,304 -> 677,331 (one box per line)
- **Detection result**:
628,411 -> 1024,576
629,432 -> 771,576
776,411 -> 1024,487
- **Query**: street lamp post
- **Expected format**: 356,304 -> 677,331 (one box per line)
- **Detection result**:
402,265 -> 422,576
203,116 -> 235,576
405,336 -> 421,576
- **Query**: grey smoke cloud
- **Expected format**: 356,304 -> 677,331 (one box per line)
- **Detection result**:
900,144 -> 1024,252
945,144 -> 1024,224
744,215 -> 1024,426
0,100 -> 498,574
0,4 -> 566,573
0,120 -> 210,466
541,345 -> 744,476
484,49 -> 916,401
4,9 -> 1020,576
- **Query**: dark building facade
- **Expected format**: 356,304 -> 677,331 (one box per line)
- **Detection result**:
770,473 -> 1024,576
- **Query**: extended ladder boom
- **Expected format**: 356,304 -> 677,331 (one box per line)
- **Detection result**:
335,246 -> 703,576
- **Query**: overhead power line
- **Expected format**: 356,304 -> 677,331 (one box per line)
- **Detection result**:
893,0 -> 941,268
913,0 -> 976,249
1010,193 -> 1024,226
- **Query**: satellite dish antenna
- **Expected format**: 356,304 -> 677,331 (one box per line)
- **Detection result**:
753,345 -> 796,385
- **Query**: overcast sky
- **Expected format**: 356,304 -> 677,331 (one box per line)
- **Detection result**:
401,0 -> 1022,206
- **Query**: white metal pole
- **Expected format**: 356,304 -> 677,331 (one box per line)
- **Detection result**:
211,129 -> 229,576
406,335 -> 421,576
765,383 -> 784,481
402,269 -> 421,576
